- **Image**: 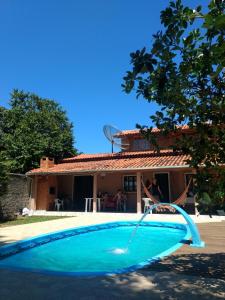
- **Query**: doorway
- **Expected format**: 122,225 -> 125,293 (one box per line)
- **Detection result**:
154,173 -> 170,203
73,176 -> 93,211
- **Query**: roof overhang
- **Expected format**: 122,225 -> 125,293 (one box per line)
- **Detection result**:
27,164 -> 190,176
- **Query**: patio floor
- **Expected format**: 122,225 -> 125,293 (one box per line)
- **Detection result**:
0,216 -> 224,299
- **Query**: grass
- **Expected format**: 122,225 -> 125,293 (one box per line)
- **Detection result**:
0,216 -> 70,227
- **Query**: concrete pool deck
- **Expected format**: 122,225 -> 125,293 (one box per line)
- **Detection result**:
0,214 -> 225,299
0,212 -> 224,245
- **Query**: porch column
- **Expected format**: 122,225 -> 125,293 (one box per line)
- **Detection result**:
32,175 -> 38,210
93,173 -> 97,213
136,172 -> 142,214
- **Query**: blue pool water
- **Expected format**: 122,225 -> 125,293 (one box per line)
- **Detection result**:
0,222 -> 189,275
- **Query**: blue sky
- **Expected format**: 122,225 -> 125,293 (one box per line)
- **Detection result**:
0,0 -> 207,154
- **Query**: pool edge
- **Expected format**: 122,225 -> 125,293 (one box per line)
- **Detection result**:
0,221 -> 190,277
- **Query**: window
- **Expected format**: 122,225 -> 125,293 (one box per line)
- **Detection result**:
123,175 -> 136,192
132,139 -> 150,151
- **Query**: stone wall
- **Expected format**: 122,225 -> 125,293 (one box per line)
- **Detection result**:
0,174 -> 31,220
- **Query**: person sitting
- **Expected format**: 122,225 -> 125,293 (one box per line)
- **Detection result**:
97,191 -> 104,211
101,192 -> 115,210
113,189 -> 127,211
101,192 -> 108,210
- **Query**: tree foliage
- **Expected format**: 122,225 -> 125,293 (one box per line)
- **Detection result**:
123,0 -> 225,208
0,111 -> 8,219
0,107 -> 8,196
0,90 -> 77,174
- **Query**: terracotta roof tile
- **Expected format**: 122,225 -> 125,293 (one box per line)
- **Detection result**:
116,125 -> 190,137
62,150 -> 176,162
27,150 -> 190,175
62,153 -> 113,161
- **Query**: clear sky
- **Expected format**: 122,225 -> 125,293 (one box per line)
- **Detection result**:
0,0 -> 207,154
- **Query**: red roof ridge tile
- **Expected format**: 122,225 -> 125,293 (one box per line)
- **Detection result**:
62,153 -> 114,162
61,149 -> 183,163
116,125 -> 191,137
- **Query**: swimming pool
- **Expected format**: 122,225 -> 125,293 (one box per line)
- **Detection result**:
0,221 -> 190,276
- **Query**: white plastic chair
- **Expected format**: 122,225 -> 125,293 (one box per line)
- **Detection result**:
142,198 -> 152,213
54,198 -> 63,211
85,198 -> 102,212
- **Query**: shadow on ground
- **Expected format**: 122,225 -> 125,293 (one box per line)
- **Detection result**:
148,252 -> 225,280
0,252 -> 225,300
0,235 -> 16,247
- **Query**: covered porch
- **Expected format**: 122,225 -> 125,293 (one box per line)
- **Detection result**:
30,168 -> 195,214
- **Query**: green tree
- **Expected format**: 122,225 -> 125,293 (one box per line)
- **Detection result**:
0,107 -> 8,219
123,0 -> 225,209
0,107 -> 8,196
1,89 -> 77,173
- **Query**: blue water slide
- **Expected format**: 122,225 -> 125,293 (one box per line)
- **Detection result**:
146,203 -> 205,248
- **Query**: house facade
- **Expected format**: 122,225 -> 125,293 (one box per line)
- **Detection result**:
27,126 -> 195,213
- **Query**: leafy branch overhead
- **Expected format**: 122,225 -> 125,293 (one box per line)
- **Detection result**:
123,0 -> 225,205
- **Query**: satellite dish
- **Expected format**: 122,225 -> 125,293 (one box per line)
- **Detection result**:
103,125 -> 129,153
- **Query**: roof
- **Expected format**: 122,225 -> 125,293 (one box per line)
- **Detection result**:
116,125 -> 191,137
27,150 -> 190,175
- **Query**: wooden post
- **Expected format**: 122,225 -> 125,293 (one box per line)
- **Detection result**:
137,172 -> 142,214
93,173 -> 97,212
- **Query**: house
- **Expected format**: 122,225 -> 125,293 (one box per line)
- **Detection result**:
27,126 -> 195,213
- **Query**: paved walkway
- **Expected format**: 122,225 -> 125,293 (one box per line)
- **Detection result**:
0,215 -> 224,299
